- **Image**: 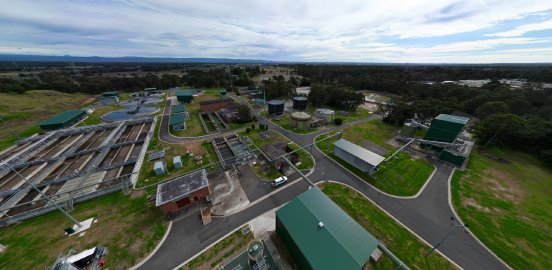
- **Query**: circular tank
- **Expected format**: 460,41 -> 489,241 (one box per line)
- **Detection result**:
317,108 -> 335,123
267,100 -> 285,115
292,96 -> 308,110
119,97 -> 162,107
291,112 -> 312,130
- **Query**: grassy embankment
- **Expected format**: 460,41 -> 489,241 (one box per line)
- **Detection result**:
77,92 -> 132,126
240,129 -> 315,180
451,148 -> 552,270
316,119 -> 433,196
0,90 -> 93,150
322,183 -> 457,269
0,192 -> 166,270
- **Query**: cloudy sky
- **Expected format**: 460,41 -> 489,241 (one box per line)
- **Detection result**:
1,0 -> 552,63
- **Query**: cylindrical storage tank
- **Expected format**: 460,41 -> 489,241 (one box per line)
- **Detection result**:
317,108 -> 335,123
291,112 -> 312,130
268,100 -> 285,115
292,96 -> 308,110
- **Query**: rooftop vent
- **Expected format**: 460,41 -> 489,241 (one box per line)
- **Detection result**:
318,221 -> 324,228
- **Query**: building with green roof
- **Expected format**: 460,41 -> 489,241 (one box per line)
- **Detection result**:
171,104 -> 187,114
101,91 -> 119,97
176,89 -> 194,103
39,109 -> 86,130
169,113 -> 186,131
424,114 -> 469,143
276,188 -> 381,270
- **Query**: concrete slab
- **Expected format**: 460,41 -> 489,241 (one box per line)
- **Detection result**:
211,171 -> 250,216
249,209 -> 276,238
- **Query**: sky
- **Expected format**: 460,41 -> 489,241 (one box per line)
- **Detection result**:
1,0 -> 552,63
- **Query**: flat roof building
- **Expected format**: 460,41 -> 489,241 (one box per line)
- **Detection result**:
39,109 -> 86,130
171,104 -> 187,114
169,113 -> 186,131
101,91 -> 119,97
176,89 -> 194,103
424,114 -> 469,143
156,169 -> 210,214
333,139 -> 385,175
276,188 -> 381,270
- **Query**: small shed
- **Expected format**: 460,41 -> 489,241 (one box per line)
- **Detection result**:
173,156 -> 183,169
333,139 -> 385,176
154,161 -> 165,175
156,169 -> 210,214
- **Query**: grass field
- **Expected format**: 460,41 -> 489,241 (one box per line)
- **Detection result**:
0,90 -> 94,150
321,183 -> 456,269
316,120 -> 433,196
451,148 -> 552,270
172,103 -> 207,137
181,227 -> 254,270
77,92 -> 133,126
0,192 -> 167,270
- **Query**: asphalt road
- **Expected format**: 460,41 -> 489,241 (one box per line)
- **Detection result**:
139,93 -> 509,270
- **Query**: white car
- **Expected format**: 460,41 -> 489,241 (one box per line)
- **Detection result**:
271,176 -> 288,187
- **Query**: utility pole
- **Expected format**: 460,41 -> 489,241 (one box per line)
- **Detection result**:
425,216 -> 468,257
8,166 -> 82,228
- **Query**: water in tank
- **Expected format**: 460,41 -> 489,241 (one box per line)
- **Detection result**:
292,96 -> 308,110
268,100 -> 285,115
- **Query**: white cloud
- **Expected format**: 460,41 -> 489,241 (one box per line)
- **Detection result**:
0,0 -> 551,62
486,19 -> 552,37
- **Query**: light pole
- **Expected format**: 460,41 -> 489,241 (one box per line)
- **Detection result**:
425,216 -> 468,257
7,166 -> 82,228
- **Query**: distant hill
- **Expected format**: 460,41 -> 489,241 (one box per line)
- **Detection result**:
0,54 -> 276,63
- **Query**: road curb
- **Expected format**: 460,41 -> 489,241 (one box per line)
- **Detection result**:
129,221 -> 173,270
319,181 -> 462,270
446,168 -> 513,270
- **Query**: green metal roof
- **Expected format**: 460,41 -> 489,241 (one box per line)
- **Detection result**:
169,113 -> 185,125
333,139 -> 385,166
277,188 -> 380,270
39,109 -> 85,126
175,89 -> 194,96
171,104 -> 187,114
102,91 -> 118,96
435,114 -> 469,124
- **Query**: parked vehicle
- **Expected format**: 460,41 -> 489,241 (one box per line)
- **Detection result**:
271,176 -> 288,187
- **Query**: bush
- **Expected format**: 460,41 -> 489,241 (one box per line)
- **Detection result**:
245,127 -> 251,133
334,117 -> 344,125
251,124 -> 256,130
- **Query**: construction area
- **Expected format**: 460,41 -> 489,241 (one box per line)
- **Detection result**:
0,117 -> 156,226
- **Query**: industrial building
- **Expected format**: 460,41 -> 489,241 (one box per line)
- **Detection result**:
333,139 -> 385,175
276,188 -> 381,270
155,169 -> 210,214
316,108 -> 335,123
423,114 -> 472,167
171,104 -> 187,114
101,91 -> 119,98
169,113 -> 186,131
261,140 -> 298,172
219,105 -> 240,123
199,98 -> 233,113
424,114 -> 469,143
39,109 -> 87,130
176,89 -> 194,103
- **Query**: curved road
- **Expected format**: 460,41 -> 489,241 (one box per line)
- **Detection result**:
139,93 -> 508,270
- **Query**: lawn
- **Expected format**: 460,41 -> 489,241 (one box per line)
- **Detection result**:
181,226 -> 254,270
171,103 -> 207,137
332,107 -> 372,124
136,141 -> 217,188
451,148 -> 552,270
77,92 -> 135,126
315,120 -> 434,196
0,192 -> 167,270
0,90 -> 94,150
321,183 -> 457,269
